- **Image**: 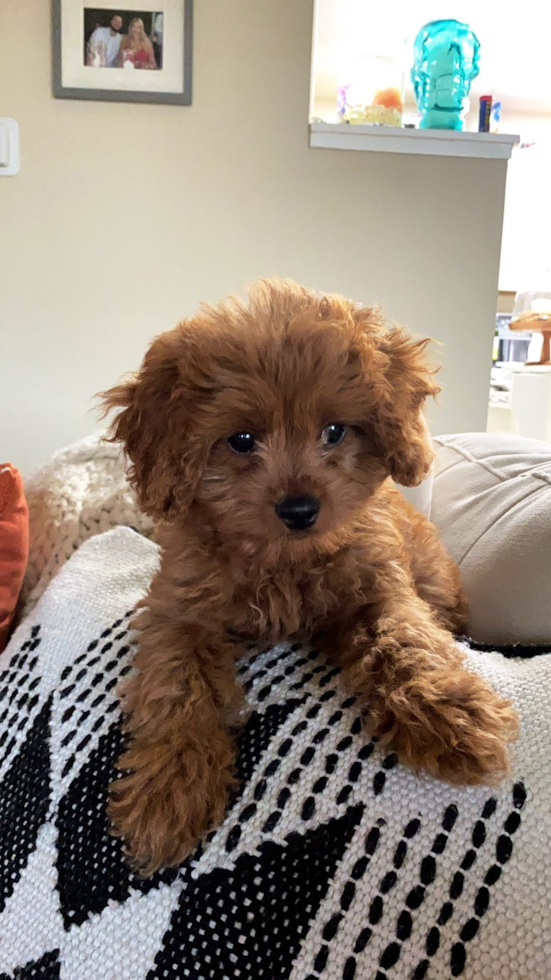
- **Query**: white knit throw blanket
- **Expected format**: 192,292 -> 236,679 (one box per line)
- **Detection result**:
20,433 -> 156,618
1,526 -> 549,980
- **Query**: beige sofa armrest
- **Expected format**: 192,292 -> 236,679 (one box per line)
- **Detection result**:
431,431 -> 551,644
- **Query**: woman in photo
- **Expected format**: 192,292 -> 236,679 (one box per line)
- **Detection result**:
118,17 -> 156,70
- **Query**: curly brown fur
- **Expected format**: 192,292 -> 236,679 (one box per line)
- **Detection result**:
101,278 -> 518,875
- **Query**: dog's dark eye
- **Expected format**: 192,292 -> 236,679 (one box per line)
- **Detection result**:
227,432 -> 256,454
322,423 -> 346,447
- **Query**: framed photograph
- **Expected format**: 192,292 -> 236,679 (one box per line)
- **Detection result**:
52,0 -> 192,105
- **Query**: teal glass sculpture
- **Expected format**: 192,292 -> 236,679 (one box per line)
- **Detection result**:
411,19 -> 480,130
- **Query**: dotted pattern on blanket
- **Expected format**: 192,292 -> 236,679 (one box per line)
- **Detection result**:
446,784 -> 526,979
0,625 -> 43,773
0,949 -> 61,979
54,610 -> 134,785
152,806 -> 365,980
0,606 -> 545,980
0,697 -> 51,916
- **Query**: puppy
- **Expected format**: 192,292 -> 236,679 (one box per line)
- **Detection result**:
102,278 -> 518,875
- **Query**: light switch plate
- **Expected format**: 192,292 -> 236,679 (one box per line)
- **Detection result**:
0,118 -> 19,176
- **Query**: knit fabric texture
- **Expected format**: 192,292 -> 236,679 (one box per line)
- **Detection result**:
0,526 -> 549,980
20,433 -> 155,619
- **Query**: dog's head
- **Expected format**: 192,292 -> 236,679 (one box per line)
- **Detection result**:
101,280 -> 439,559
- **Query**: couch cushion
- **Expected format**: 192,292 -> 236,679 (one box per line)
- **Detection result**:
432,432 -> 551,644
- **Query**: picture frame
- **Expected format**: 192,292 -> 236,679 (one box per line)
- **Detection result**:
52,0 -> 192,105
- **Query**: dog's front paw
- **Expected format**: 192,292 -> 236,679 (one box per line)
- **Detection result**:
373,671 -> 519,787
108,738 -> 237,876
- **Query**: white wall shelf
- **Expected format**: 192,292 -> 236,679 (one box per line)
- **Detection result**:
310,122 -> 519,160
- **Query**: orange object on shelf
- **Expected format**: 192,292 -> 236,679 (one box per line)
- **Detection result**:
373,87 -> 403,111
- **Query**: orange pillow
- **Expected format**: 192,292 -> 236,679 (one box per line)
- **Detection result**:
0,464 -> 29,652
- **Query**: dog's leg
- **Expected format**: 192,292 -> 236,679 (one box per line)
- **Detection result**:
333,588 -> 518,786
394,495 -> 468,634
109,609 -> 244,876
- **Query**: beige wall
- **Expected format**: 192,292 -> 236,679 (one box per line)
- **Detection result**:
1,0 -> 507,474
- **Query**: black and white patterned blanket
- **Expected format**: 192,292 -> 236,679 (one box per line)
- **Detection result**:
1,528 -> 549,980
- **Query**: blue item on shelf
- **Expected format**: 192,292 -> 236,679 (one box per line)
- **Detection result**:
479,95 -> 492,132
411,19 -> 480,130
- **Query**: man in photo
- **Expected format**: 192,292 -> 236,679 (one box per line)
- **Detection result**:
152,12 -> 163,68
87,13 -> 123,68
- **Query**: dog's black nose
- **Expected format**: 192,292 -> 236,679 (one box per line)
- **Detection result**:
275,494 -> 320,531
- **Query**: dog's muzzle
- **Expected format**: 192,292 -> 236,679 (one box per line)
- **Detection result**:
275,494 -> 320,531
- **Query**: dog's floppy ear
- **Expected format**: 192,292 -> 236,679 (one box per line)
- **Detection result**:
99,332 -> 204,520
357,312 -> 440,487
